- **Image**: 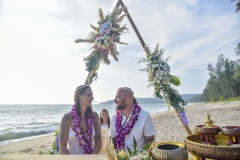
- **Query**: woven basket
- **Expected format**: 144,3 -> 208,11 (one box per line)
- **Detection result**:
150,142 -> 188,160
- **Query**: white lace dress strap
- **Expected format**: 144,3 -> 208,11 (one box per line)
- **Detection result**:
67,126 -> 95,154
67,126 -> 84,154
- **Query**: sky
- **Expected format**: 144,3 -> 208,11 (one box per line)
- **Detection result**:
0,0 -> 239,104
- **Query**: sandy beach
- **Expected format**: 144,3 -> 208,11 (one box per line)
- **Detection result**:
152,101 -> 240,142
0,101 -> 239,158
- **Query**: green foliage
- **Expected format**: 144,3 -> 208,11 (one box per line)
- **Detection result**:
234,67 -> 240,82
209,97 -> 216,102
126,146 -> 132,155
232,0 -> 240,12
203,54 -> 240,101
44,129 -> 59,155
133,136 -> 137,154
84,52 -> 101,72
218,96 -> 240,102
170,75 -> 181,86
218,96 -> 226,101
117,154 -> 126,160
235,42 -> 240,56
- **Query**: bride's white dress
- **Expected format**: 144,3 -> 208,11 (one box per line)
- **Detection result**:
67,126 -> 95,154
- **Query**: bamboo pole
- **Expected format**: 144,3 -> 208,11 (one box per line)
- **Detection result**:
118,0 -> 192,135
175,111 -> 192,135
117,0 -> 148,54
84,72 -> 91,85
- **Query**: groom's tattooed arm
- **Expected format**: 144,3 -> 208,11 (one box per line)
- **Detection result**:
59,113 -> 71,154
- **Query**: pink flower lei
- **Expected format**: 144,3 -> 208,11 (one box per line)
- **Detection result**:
115,104 -> 141,150
71,105 -> 93,154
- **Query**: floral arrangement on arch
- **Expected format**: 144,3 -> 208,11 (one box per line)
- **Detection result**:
75,5 -> 128,85
139,44 -> 188,125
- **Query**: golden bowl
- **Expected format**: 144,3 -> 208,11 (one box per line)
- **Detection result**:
185,134 -> 240,159
150,142 -> 188,160
221,126 -> 240,137
195,125 -> 220,135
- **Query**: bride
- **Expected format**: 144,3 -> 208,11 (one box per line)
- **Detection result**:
59,85 -> 102,154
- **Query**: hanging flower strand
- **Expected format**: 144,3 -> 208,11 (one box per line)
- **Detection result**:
139,44 -> 188,125
75,6 -> 128,85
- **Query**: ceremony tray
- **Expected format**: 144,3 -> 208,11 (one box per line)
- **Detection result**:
185,134 -> 240,160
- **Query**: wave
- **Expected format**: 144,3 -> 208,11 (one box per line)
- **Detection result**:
0,103 -> 169,144
0,130 -> 54,142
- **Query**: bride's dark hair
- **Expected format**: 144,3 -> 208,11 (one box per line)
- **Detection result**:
74,85 -> 92,117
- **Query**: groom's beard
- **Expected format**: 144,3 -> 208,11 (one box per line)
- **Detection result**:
116,98 -> 127,110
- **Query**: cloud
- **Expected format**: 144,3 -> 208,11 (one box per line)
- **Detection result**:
42,0 -> 116,34
0,1 -> 2,15
0,0 -> 239,103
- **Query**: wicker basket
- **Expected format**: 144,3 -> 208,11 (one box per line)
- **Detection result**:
150,142 -> 188,160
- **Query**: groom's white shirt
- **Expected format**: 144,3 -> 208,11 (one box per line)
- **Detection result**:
110,109 -> 156,151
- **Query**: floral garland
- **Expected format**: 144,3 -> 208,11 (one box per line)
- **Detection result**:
71,105 -> 94,154
116,149 -> 151,160
140,44 -> 188,125
44,129 -> 59,154
116,148 -> 151,160
115,104 -> 141,150
104,134 -> 151,160
75,6 -> 128,85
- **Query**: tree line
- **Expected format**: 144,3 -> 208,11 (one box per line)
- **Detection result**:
193,1 -> 240,102
201,1 -> 240,101
202,52 -> 240,101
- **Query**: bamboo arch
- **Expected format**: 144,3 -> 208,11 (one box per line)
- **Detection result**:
83,0 -> 192,135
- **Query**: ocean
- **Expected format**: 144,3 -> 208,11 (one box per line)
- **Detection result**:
0,103 -> 169,145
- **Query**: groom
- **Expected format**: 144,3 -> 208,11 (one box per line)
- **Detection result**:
110,87 -> 156,151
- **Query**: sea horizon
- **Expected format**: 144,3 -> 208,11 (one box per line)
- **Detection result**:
0,102 -> 191,145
